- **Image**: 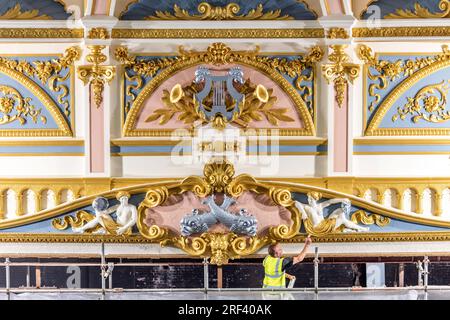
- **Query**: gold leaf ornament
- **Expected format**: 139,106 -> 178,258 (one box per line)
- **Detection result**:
145,2 -> 293,21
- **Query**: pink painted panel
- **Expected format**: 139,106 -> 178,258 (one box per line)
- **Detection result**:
333,87 -> 348,172
135,64 -> 305,130
93,0 -> 108,15
327,0 -> 344,14
89,85 -> 105,173
144,191 -> 292,236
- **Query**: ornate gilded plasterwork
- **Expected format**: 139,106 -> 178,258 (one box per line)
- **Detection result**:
384,0 -> 450,18
87,28 -> 110,39
0,3 -> 52,19
0,47 -> 79,136
135,161 -> 296,265
327,28 -> 349,39
322,45 -> 360,108
115,43 -> 321,137
111,28 -> 325,39
78,45 -> 116,108
0,28 -> 84,38
358,44 -> 450,136
0,85 -> 46,125
393,80 -> 450,124
1,173 -> 450,254
145,2 -> 292,20
352,27 -> 450,38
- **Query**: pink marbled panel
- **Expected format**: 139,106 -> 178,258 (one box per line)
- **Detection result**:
135,64 -> 305,130
93,0 -> 108,14
144,191 -> 292,236
89,85 -> 104,173
333,87 -> 348,172
327,0 -> 344,14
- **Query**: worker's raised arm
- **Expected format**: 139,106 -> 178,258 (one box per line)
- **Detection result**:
292,235 -> 312,265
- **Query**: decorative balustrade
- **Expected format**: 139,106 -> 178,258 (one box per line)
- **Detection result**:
0,177 -> 448,221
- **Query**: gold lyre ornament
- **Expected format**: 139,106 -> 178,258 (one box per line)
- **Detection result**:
321,45 -> 360,108
77,45 -> 116,108
136,160 -> 302,265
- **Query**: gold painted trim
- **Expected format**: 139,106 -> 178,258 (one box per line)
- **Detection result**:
2,231 -> 450,243
118,1 -> 319,20
323,0 -> 330,15
366,58 -> 450,136
0,65 -> 72,137
111,152 -> 327,157
286,231 -> 450,243
259,180 -> 450,228
354,138 -> 450,145
0,140 -> 83,146
0,28 -> 84,38
1,178 -> 450,230
353,27 -> 450,38
354,151 -> 450,155
112,28 -> 325,39
110,138 -> 327,147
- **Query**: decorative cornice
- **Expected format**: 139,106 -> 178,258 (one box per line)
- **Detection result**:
384,0 -> 450,19
0,3 -> 52,20
111,28 -> 325,39
2,231 -> 450,244
286,231 -> 450,243
353,26 -> 450,38
116,43 -> 320,136
0,28 -> 84,38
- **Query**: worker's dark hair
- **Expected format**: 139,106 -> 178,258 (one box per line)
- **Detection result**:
268,243 -> 279,257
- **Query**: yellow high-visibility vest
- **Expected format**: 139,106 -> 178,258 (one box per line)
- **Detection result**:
262,255 -> 286,288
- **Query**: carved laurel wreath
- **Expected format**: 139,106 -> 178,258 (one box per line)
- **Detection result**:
144,78 -> 295,129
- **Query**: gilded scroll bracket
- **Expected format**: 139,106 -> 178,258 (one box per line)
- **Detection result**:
115,42 -> 322,136
77,45 -> 116,108
321,45 -> 360,108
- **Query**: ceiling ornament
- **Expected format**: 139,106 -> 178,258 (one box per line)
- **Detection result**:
0,3 -> 52,19
385,0 -> 450,18
115,43 -> 322,136
145,2 -> 292,20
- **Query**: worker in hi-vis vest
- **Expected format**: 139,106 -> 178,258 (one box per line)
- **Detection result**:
263,235 -> 312,288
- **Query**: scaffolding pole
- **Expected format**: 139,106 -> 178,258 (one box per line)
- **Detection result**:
5,258 -> 10,301
314,247 -> 319,294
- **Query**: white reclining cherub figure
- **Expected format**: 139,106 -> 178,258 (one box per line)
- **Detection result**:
114,191 -> 138,235
294,192 -> 369,232
72,192 -> 137,235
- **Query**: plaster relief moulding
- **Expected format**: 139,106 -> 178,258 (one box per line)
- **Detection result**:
358,44 -> 450,135
115,43 -> 322,137
77,45 -> 115,108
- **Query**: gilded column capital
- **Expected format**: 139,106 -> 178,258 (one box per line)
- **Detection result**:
77,45 -> 116,108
